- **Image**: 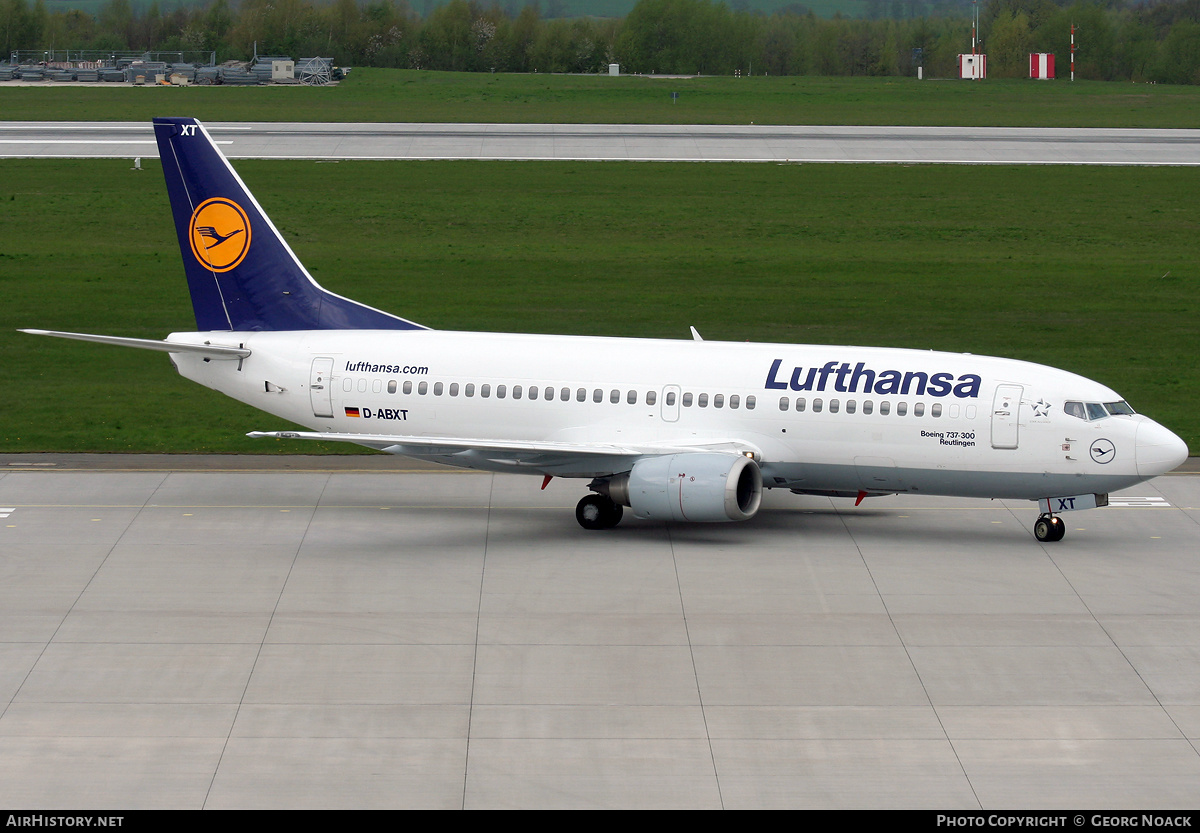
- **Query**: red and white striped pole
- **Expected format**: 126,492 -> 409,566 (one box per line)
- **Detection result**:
1071,23 -> 1076,81
972,0 -> 978,56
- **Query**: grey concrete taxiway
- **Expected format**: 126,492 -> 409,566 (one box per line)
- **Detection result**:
1,456 -> 1198,808
3,121 -> 1200,164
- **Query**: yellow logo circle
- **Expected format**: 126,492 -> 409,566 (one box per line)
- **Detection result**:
189,198 -> 251,272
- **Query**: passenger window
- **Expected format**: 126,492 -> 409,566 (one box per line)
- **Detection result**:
698,393 -> 708,408
611,389 -> 620,404
387,380 -> 396,394
863,400 -> 873,415
846,400 -> 856,414
513,385 -> 522,400
593,389 -> 603,403
829,399 -> 839,413
880,401 -> 890,416
627,390 -> 637,405
496,385 -> 506,399
418,381 -> 428,395
931,403 -> 941,417
914,402 -> 924,417
795,398 -> 805,412
812,398 -> 823,413
647,391 -> 657,406
666,392 -> 675,406
897,402 -> 908,416
779,396 -> 790,412
746,396 -> 756,410
480,384 -> 490,398
577,388 -> 586,402
450,383 -> 459,396
729,395 -> 739,409
465,383 -> 475,397
403,381 -> 412,395
682,393 -> 693,407
560,387 -> 570,401
434,382 -> 443,396
528,385 -> 537,400
714,394 -> 724,409
545,387 -> 554,401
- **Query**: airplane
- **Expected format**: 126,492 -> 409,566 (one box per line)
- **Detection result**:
22,117 -> 1189,542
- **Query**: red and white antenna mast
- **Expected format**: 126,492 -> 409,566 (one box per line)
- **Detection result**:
972,0 -> 979,56
1070,22 -> 1077,81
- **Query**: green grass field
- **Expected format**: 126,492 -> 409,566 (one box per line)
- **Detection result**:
3,70 -> 1200,127
37,0 -> 869,23
2,158 -> 1196,454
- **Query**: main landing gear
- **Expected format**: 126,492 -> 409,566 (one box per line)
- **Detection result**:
576,494 -> 623,530
1033,513 -> 1066,543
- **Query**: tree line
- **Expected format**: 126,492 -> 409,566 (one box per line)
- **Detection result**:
3,0 -> 1200,84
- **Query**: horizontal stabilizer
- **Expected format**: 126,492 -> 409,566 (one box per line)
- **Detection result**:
20,329 -> 251,359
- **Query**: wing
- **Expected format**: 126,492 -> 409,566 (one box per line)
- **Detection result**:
247,430 -> 759,478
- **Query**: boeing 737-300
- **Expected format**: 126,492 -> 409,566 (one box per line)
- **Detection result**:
22,118 -> 1190,542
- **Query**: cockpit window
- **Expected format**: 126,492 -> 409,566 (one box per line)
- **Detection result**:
1066,400 -> 1134,421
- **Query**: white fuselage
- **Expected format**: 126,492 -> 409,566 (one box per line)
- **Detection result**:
167,328 -> 1184,502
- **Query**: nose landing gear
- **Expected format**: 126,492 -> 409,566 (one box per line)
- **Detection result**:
1034,513 -> 1066,542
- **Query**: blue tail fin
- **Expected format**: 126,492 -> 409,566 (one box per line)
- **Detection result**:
153,117 -> 426,332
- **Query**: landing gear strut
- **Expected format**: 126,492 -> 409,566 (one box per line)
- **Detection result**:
576,494 -> 623,530
1034,513 -> 1066,543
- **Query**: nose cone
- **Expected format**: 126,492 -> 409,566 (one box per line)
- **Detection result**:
1136,419 -> 1190,478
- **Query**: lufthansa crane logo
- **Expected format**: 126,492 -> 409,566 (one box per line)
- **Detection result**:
1090,438 -> 1116,465
189,197 -> 251,272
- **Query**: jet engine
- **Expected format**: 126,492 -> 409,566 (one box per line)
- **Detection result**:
598,452 -> 762,522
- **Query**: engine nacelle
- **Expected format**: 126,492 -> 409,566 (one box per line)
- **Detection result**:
602,453 -> 762,522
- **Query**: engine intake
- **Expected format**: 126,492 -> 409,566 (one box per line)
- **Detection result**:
599,452 -> 762,522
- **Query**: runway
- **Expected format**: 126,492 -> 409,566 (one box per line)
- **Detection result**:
1,456 -> 1198,808
3,121 -> 1200,164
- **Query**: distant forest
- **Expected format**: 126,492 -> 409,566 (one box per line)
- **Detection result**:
5,0 -> 1200,84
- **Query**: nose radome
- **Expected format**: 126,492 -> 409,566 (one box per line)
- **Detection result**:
1136,419 -> 1190,478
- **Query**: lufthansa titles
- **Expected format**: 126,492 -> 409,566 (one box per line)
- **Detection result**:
765,358 -> 982,399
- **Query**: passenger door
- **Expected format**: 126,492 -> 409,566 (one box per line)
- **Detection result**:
991,384 -> 1022,449
310,357 -> 334,418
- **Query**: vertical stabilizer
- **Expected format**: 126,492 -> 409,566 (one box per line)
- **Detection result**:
153,117 -> 426,332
